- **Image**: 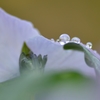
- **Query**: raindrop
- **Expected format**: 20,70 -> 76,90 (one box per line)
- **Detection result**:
56,39 -> 60,42
59,41 -> 65,45
71,37 -> 81,43
59,34 -> 70,43
55,39 -> 61,44
56,39 -> 65,45
86,42 -> 92,48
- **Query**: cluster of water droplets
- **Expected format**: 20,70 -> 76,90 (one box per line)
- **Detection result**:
51,33 -> 93,49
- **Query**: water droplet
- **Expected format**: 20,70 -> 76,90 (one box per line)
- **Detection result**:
59,34 -> 70,42
71,37 -> 80,43
59,41 -> 65,45
51,38 -> 55,42
56,39 -> 65,45
86,42 -> 92,48
56,39 -> 60,42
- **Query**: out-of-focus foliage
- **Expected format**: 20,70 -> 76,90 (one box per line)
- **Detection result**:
0,71 -> 98,100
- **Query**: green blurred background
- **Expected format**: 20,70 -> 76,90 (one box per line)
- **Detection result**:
0,0 -> 100,50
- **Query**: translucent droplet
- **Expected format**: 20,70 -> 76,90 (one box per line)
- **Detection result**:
59,34 -> 70,42
71,37 -> 80,43
59,41 -> 65,45
51,38 -> 55,42
56,39 -> 65,45
86,42 -> 92,48
56,39 -> 60,42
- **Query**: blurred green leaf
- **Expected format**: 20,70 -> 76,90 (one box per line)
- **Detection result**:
0,71 -> 96,100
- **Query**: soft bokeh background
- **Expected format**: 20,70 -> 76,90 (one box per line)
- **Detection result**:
0,0 -> 100,50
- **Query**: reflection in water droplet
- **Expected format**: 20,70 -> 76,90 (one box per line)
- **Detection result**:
71,37 -> 80,43
56,39 -> 60,42
59,41 -> 65,45
59,34 -> 70,42
86,42 -> 92,48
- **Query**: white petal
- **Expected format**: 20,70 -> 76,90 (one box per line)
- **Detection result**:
27,36 -> 96,78
0,8 -> 40,82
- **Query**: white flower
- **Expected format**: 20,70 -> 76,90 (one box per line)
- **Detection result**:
0,8 -> 100,82
0,8 -> 40,82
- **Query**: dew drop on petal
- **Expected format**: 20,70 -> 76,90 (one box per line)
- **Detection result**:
71,37 -> 81,43
55,39 -> 60,44
56,39 -> 60,42
56,39 -> 65,45
59,41 -> 65,45
86,42 -> 92,48
59,34 -> 70,42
